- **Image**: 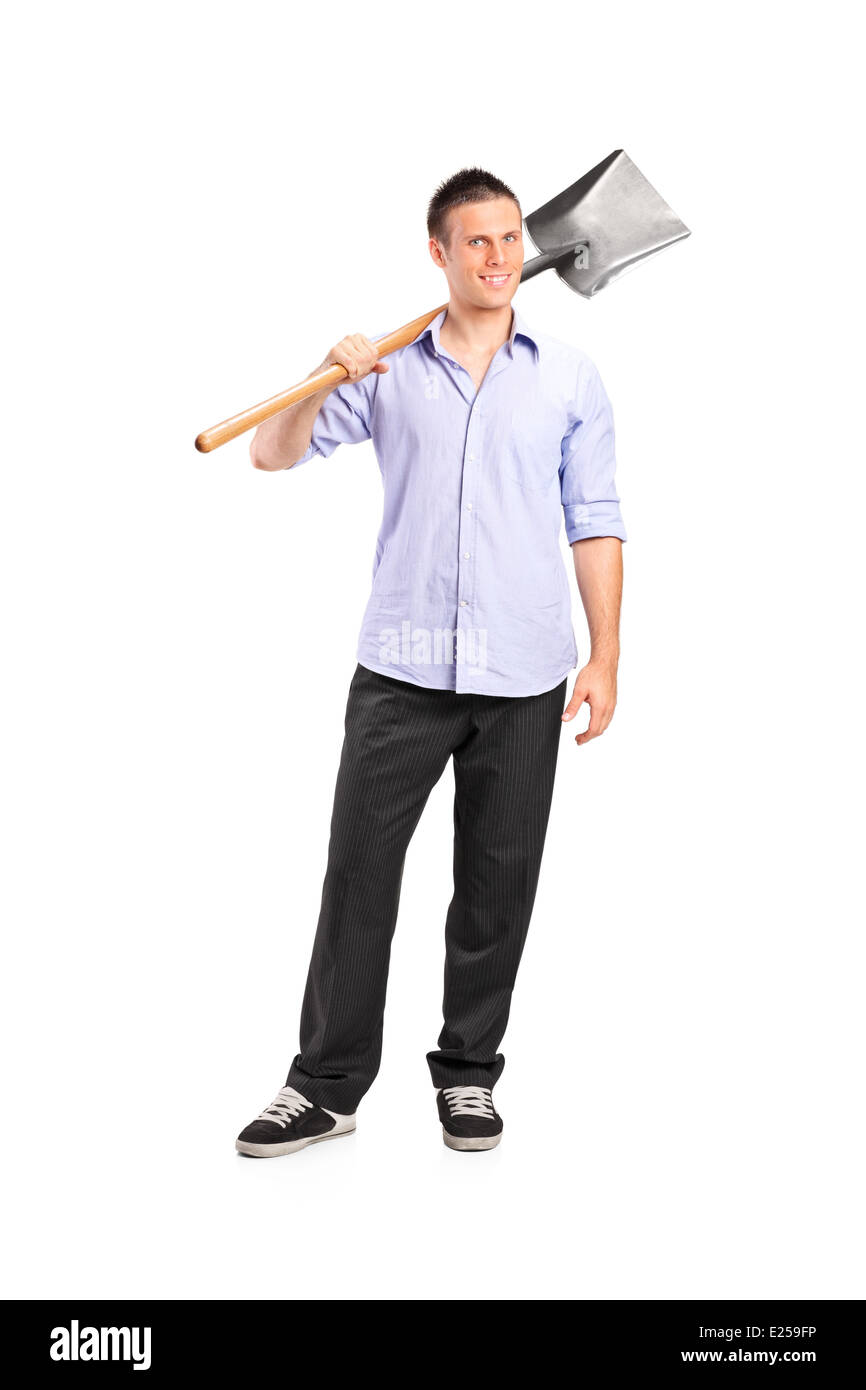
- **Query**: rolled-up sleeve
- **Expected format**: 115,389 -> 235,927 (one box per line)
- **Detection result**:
560,359 -> 628,543
289,375 -> 373,469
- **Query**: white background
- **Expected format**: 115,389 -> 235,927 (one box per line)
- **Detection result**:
2,0 -> 863,1301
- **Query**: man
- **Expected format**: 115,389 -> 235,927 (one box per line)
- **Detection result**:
236,167 -> 626,1156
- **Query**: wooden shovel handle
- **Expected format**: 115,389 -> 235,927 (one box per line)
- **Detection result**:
194,303 -> 448,453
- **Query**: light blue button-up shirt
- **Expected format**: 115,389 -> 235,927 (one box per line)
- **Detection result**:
288,303 -> 627,696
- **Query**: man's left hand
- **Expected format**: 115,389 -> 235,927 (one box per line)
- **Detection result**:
561,659 -> 618,746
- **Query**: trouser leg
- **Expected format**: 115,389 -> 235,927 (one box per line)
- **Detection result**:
286,664 -> 469,1114
426,677 -> 568,1090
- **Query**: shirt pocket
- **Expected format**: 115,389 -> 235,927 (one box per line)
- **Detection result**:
503,406 -> 563,495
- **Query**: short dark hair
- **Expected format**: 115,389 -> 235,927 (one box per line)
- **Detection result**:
427,167 -> 521,251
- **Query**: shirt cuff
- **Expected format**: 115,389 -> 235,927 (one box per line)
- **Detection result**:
563,501 -> 628,544
286,440 -> 321,469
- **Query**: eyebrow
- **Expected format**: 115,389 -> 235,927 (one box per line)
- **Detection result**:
463,229 -> 523,239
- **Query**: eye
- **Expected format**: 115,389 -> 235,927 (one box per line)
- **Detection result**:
469,238 -> 484,246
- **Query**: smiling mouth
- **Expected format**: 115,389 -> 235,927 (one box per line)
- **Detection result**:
479,274 -> 512,286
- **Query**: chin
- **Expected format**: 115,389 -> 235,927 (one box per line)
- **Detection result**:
470,284 -> 516,303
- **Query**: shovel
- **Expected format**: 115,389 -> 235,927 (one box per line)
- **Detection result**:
194,150 -> 689,453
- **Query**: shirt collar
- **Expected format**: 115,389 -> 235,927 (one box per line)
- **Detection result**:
412,302 -> 540,361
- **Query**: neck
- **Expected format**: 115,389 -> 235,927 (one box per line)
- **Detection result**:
441,300 -> 514,355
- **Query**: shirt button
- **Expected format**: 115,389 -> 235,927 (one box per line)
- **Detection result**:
460,600 -> 468,607
466,502 -> 473,510
463,552 -> 470,559
468,453 -> 476,461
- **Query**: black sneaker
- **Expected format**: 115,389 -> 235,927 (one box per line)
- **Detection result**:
436,1085 -> 503,1151
236,1084 -> 356,1158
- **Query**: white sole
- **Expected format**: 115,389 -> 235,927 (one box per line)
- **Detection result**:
236,1112 -> 356,1158
442,1127 -> 502,1152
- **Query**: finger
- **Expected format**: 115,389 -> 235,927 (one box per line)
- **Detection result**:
561,690 -> 588,722
346,335 -> 378,376
575,705 -> 612,744
574,701 -> 601,743
336,352 -> 360,378
360,336 -> 381,370
598,705 -> 615,735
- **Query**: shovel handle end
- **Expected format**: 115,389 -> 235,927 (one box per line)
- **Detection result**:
194,303 -> 449,453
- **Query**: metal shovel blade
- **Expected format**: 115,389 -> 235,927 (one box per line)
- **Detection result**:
523,150 -> 690,298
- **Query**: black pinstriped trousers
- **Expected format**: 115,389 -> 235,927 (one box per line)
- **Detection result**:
285,661 -> 568,1114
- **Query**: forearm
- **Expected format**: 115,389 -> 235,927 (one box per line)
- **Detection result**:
571,536 -> 623,664
249,378 -> 336,472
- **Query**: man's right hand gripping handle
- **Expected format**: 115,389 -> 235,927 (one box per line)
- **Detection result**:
250,333 -> 389,471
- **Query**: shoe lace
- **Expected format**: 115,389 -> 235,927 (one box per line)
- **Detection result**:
442,1085 -> 495,1118
256,1086 -> 314,1129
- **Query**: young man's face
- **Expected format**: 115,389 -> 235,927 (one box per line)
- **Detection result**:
429,196 -> 524,312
